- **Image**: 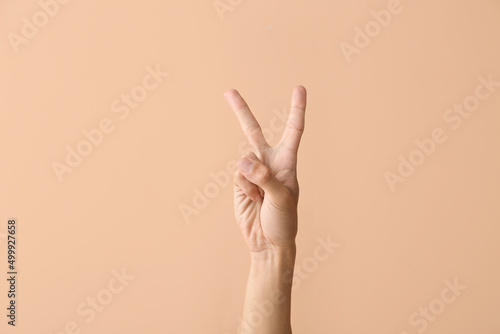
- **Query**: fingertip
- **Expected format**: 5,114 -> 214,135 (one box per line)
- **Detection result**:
240,152 -> 262,170
292,85 -> 307,109
237,157 -> 254,174
294,85 -> 307,95
224,89 -> 239,100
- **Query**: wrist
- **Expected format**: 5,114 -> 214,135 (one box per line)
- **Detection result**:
250,243 -> 296,267
247,244 -> 296,307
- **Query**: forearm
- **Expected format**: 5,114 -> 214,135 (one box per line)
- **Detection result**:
240,245 -> 296,334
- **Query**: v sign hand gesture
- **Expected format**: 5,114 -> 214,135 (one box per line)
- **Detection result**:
224,86 -> 307,256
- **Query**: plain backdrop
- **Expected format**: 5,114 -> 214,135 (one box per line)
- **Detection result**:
1,0 -> 499,333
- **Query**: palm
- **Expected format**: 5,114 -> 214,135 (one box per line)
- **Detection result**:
225,86 -> 307,253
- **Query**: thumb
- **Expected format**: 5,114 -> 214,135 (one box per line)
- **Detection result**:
237,153 -> 290,207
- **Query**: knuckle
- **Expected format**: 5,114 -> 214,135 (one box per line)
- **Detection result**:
255,165 -> 272,184
245,123 -> 262,134
234,170 -> 247,185
286,123 -> 304,133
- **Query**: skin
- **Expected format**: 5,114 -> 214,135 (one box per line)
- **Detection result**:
224,86 -> 307,334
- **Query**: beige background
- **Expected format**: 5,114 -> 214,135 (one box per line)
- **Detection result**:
1,0 -> 499,333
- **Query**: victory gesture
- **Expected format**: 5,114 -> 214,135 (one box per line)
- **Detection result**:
224,86 -> 307,256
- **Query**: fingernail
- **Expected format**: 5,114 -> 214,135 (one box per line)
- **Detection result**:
238,158 -> 254,173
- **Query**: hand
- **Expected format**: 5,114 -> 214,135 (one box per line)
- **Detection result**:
224,86 -> 307,255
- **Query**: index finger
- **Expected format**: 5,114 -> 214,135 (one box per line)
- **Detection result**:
224,89 -> 268,150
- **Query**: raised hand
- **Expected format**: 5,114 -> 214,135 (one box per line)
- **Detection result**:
224,86 -> 307,255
